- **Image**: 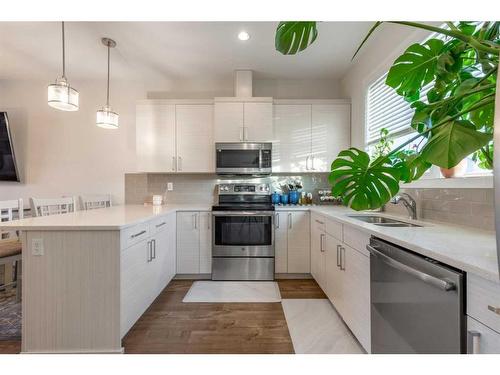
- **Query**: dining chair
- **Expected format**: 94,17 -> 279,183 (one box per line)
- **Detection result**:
0,199 -> 23,302
79,194 -> 112,210
30,196 -> 76,217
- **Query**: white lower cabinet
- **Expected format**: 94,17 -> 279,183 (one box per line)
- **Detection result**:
274,210 -> 310,274
120,213 -> 176,338
310,214 -> 371,353
176,211 -> 212,274
467,317 -> 500,354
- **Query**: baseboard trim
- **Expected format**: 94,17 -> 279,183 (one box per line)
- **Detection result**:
174,273 -> 212,280
275,273 -> 313,279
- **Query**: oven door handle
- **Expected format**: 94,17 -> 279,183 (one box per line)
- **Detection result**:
212,211 -> 275,216
366,245 -> 456,291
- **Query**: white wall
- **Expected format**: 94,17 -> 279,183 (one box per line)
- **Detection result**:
0,79 -> 145,205
147,78 -> 343,99
340,23 -> 436,148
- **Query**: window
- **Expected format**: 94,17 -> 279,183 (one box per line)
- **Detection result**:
365,24 -> 491,177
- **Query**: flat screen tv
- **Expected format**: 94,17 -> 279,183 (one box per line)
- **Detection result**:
0,112 -> 20,182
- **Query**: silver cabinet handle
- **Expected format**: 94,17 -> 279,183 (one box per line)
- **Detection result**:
311,155 -> 316,170
243,127 -> 248,141
467,330 -> 481,354
305,155 -> 310,171
320,233 -> 325,252
367,244 -> 456,291
488,305 -> 500,315
315,219 -> 324,225
207,213 -> 210,230
172,156 -> 176,171
193,213 -> 198,229
340,246 -> 346,271
336,244 -> 341,267
131,230 -> 146,239
288,213 -> 292,229
239,127 -> 243,141
275,213 -> 280,228
147,240 -> 152,262
178,156 -> 182,171
152,239 -> 156,260
156,221 -> 166,228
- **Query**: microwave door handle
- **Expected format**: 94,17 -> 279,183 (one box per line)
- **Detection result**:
259,148 -> 263,170
366,245 -> 456,291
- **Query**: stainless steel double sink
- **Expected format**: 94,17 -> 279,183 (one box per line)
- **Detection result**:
348,215 -> 422,227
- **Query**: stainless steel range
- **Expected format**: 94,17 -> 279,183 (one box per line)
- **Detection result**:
211,182 -> 275,281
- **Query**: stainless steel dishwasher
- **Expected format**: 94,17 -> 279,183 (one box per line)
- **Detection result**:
368,237 -> 465,354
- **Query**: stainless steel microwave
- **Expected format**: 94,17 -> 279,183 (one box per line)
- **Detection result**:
215,142 -> 272,175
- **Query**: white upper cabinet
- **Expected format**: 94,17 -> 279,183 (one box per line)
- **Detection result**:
273,101 -> 351,173
214,102 -> 244,142
136,100 -> 214,173
311,104 -> 350,172
176,104 -> 214,173
243,102 -> 273,141
214,98 -> 273,142
136,103 -> 176,172
273,104 -> 311,173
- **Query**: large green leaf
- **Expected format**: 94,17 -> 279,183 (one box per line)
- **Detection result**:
420,120 -> 493,168
328,148 -> 401,211
390,151 -> 432,183
386,39 -> 445,100
275,22 -> 318,55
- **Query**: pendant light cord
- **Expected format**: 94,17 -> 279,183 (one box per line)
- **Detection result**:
106,43 -> 110,106
61,21 -> 66,79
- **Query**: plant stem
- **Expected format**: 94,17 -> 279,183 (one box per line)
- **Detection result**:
388,21 -> 500,55
372,97 -> 496,167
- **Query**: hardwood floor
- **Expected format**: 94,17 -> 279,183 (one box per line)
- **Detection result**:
0,278 -> 325,354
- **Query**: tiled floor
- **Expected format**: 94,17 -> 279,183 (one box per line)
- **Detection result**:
0,279 -> 363,354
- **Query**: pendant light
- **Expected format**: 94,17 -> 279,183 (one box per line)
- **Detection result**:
47,22 -> 79,111
96,38 -> 119,129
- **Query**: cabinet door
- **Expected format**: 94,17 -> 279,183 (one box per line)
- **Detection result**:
287,211 -> 311,273
151,214 -> 176,295
273,105 -> 311,173
176,104 -> 214,172
311,104 -> 350,172
199,212 -> 212,274
274,212 -> 288,273
310,214 -> 326,291
120,238 -> 153,337
244,102 -> 273,141
214,102 -> 244,142
341,244 -> 371,352
176,212 -> 200,274
325,234 -> 344,314
467,317 -> 500,354
136,103 -> 176,172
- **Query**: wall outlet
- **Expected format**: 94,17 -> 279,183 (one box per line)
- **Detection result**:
32,238 -> 44,256
167,182 -> 174,191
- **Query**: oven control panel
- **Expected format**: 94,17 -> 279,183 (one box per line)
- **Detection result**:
218,183 -> 270,195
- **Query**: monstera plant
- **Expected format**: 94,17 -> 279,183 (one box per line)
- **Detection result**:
275,21 -> 499,210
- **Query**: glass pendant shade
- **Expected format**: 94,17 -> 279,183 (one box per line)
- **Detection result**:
47,77 -> 79,111
96,105 -> 119,129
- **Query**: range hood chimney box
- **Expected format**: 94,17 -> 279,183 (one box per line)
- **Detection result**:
234,70 -> 253,98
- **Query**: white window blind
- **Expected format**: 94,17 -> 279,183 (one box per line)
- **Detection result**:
365,25 -> 452,146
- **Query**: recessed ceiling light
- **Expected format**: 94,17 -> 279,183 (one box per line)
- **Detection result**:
238,31 -> 250,41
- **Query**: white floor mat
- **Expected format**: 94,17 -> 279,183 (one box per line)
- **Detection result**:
282,299 -> 365,354
182,281 -> 282,303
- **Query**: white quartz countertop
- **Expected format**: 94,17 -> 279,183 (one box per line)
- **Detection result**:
309,206 -> 499,282
0,204 -> 212,231
1,202 -> 498,281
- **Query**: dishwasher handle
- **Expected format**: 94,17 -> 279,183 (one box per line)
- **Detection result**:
367,244 -> 456,292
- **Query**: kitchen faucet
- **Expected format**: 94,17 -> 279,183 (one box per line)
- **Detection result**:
390,193 -> 417,220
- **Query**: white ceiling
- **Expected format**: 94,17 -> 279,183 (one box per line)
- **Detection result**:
0,22 -> 373,86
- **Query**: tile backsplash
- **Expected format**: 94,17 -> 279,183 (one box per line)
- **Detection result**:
125,173 -> 331,205
125,174 -> 495,231
384,188 -> 495,231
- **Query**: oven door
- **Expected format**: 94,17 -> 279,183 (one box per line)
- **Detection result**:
212,211 -> 274,257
